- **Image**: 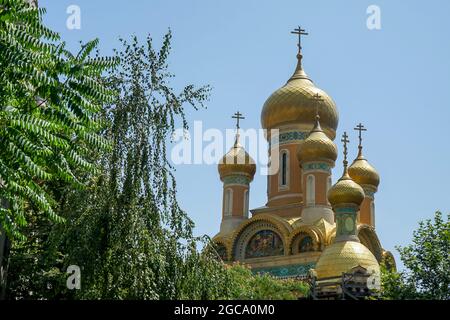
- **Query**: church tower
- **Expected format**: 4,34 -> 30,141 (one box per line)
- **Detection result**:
218,112 -> 256,234
314,132 -> 380,282
211,27 -> 393,287
348,123 -> 380,227
297,104 -> 337,224
259,26 -> 338,216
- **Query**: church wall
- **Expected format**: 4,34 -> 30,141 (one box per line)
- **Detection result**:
300,170 -> 329,206
222,184 -> 248,219
359,197 -> 372,225
267,143 -> 302,207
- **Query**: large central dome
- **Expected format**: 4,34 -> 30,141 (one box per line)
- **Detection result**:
261,54 -> 339,139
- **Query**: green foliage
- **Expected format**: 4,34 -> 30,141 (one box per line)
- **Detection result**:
5,210 -> 68,299
223,264 -> 309,300
379,263 -> 417,300
0,0 -> 116,239
3,6 -> 310,300
380,211 -> 450,300
11,31 -> 220,300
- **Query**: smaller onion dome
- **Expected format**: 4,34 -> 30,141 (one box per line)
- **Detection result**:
327,132 -> 365,207
218,134 -> 256,181
297,115 -> 337,164
328,168 -> 365,207
348,149 -> 380,189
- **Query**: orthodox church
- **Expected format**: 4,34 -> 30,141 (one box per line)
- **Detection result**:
212,27 -> 395,290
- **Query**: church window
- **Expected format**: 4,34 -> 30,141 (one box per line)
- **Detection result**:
279,150 -> 289,189
245,230 -> 284,259
224,188 -> 233,216
243,189 -> 249,218
306,174 -> 315,205
326,176 -> 332,204
370,202 -> 375,226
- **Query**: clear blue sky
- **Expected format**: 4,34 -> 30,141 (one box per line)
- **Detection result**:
41,0 -> 450,270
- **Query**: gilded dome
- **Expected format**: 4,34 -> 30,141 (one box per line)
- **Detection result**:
348,150 -> 380,188
328,169 -> 365,207
218,135 -> 256,180
314,241 -> 380,279
297,117 -> 337,163
260,55 -> 339,139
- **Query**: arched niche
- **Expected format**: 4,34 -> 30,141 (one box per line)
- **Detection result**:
232,219 -> 288,261
358,225 -> 383,262
289,227 -> 323,254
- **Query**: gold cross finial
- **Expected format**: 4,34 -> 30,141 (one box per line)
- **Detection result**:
312,93 -> 323,120
290,26 -> 308,54
354,122 -> 367,151
341,132 -> 350,167
232,111 -> 245,129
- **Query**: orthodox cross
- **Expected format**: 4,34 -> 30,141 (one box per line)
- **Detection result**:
291,26 -> 308,52
341,131 -> 350,166
232,111 -> 245,129
354,123 -> 367,149
312,93 -> 323,119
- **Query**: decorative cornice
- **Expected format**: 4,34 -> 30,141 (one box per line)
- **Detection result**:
302,162 -> 332,173
334,206 -> 358,214
271,131 -> 309,146
223,175 -> 250,186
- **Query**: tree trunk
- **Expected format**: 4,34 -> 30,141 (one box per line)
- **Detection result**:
0,226 -> 10,300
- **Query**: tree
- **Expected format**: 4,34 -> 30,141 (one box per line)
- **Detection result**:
3,8 -> 311,299
223,264 -> 309,300
10,31 -> 231,300
380,211 -> 450,300
0,0 -> 116,239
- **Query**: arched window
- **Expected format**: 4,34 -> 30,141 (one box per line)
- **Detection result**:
370,202 -> 375,226
306,174 -> 315,205
326,176 -> 332,204
224,188 -> 233,216
279,150 -> 289,189
243,190 -> 249,218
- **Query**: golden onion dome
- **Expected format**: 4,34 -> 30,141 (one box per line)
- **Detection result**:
218,134 -> 256,180
314,241 -> 380,279
328,168 -> 365,207
261,54 -> 339,139
297,116 -> 337,163
348,149 -> 380,188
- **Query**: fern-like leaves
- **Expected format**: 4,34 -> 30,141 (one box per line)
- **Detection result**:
0,0 -> 117,239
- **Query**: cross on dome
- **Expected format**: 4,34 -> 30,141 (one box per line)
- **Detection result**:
341,131 -> 350,167
354,123 -> 367,150
232,111 -> 245,129
312,93 -> 323,120
290,26 -> 308,53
